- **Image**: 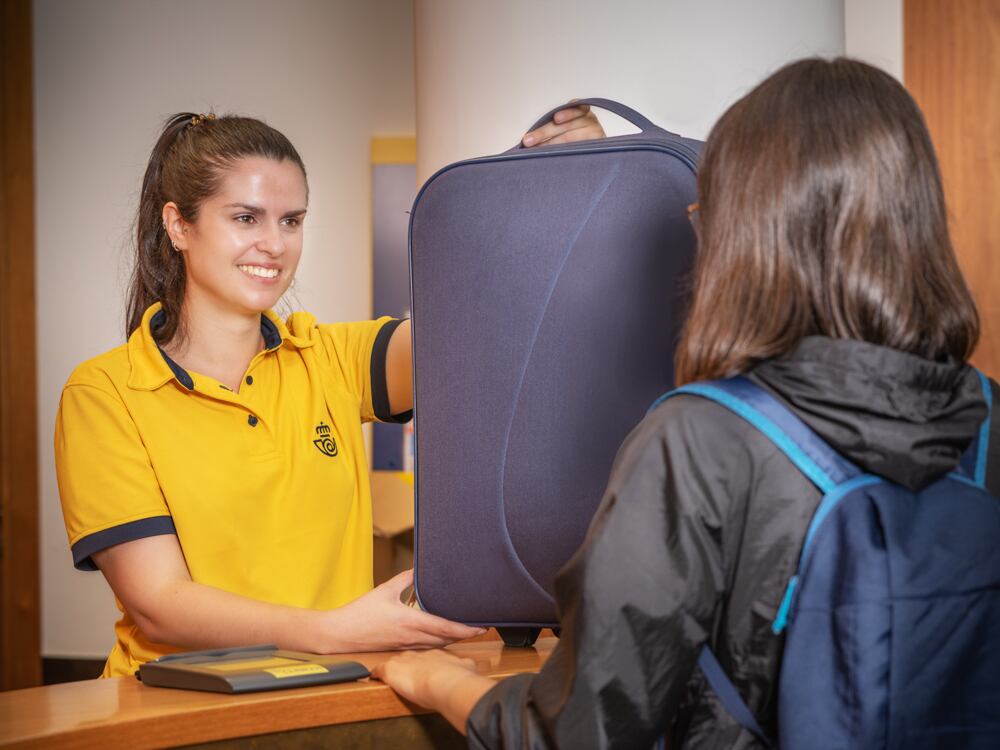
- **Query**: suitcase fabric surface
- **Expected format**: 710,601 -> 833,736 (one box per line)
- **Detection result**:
409,99 -> 701,633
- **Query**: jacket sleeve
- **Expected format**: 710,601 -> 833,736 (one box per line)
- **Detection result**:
466,396 -> 745,749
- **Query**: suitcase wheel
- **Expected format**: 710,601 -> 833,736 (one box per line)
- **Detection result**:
498,627 -> 541,647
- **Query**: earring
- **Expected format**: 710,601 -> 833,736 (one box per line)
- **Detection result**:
162,220 -> 177,249
290,277 -> 296,289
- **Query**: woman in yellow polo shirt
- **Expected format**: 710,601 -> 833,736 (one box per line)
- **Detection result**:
55,108 -> 603,677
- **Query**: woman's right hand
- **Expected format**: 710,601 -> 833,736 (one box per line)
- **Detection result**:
319,569 -> 486,652
95,536 -> 483,655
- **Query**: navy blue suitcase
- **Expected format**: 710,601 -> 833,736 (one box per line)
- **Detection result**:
409,99 -> 701,644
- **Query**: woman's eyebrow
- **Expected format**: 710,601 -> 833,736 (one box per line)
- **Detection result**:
225,203 -> 264,214
224,204 -> 307,218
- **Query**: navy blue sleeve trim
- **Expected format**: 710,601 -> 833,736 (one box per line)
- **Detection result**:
371,318 -> 413,424
72,516 -> 177,571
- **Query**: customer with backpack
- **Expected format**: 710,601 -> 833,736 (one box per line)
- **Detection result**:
373,57 -> 1000,748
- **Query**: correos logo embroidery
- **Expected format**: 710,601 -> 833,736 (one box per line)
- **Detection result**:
313,421 -> 338,457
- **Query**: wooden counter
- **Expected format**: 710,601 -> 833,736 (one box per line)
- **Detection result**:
0,638 -> 555,749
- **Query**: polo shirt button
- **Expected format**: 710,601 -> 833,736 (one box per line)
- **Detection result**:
245,375 -> 254,386
247,415 -> 259,427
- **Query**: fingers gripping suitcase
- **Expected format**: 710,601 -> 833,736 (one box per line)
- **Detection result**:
409,99 -> 701,646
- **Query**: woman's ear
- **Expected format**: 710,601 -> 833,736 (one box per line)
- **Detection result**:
162,202 -> 188,252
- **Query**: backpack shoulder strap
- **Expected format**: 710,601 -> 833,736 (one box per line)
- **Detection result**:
654,375 -> 861,493
697,646 -> 774,748
651,376 -> 865,747
958,369 -> 992,487
652,377 -> 863,745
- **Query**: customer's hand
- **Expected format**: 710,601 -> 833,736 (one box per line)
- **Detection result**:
319,569 -> 486,652
373,648 -> 496,734
522,101 -> 606,147
373,648 -> 479,703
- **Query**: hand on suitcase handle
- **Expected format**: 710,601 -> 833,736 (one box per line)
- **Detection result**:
515,97 -> 674,150
520,101 -> 605,148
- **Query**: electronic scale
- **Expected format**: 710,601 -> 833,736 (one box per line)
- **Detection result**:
137,645 -> 370,694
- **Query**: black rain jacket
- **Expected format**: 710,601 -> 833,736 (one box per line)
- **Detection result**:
467,337 -> 999,749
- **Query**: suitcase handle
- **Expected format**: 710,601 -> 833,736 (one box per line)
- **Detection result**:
514,97 -> 675,150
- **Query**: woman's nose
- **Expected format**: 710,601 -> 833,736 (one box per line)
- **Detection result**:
257,222 -> 285,256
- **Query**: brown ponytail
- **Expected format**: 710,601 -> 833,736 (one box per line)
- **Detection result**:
125,113 -> 307,344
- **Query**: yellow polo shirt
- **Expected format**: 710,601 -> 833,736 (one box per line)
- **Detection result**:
55,302 -> 407,677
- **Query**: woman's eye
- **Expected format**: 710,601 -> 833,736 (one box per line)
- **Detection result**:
281,217 -> 302,228
235,214 -> 255,224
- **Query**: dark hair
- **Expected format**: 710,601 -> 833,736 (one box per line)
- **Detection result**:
675,57 -> 979,384
125,113 -> 307,343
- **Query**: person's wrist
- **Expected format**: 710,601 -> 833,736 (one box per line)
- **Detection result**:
307,606 -> 346,654
423,663 -> 467,704
429,663 -> 494,705
426,664 -> 496,734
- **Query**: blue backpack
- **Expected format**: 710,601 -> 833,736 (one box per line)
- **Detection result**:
656,372 -> 999,748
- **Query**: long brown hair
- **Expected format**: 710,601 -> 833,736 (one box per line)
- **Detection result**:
675,58 -> 979,384
125,113 -> 307,344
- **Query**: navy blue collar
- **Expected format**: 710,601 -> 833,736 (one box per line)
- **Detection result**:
150,309 -> 284,391
261,315 -> 282,350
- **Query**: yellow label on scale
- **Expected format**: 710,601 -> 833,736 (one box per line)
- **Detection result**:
207,657 -> 300,672
264,664 -> 330,679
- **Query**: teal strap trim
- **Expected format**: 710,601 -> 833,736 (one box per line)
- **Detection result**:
671,384 -> 837,493
801,475 -> 882,556
659,383 -> 884,636
772,576 -> 798,635
949,471 -> 985,490
772,474 -> 882,634
648,391 -> 672,413
974,369 -> 991,486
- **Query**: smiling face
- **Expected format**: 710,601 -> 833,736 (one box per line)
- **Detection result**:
164,156 -> 308,321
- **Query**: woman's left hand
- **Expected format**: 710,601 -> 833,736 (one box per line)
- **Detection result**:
522,102 -> 606,148
372,649 -> 496,734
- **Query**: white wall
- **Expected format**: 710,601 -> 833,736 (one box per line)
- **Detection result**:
414,0 -> 846,182
34,0 -> 415,658
845,0 -> 903,80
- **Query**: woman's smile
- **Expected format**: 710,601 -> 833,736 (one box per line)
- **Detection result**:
237,263 -> 281,281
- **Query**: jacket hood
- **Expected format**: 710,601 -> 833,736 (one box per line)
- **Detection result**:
751,336 -> 988,491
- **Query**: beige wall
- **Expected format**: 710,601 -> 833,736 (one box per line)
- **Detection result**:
845,0 -> 903,79
34,0 -> 416,658
414,0 -> 846,183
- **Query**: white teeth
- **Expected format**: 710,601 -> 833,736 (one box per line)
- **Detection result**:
238,265 -> 279,279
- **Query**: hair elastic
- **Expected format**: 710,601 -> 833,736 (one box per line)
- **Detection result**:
189,113 -> 217,128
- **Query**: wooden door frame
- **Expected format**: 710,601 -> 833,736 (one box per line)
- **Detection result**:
904,0 -> 1000,379
0,0 -> 42,690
